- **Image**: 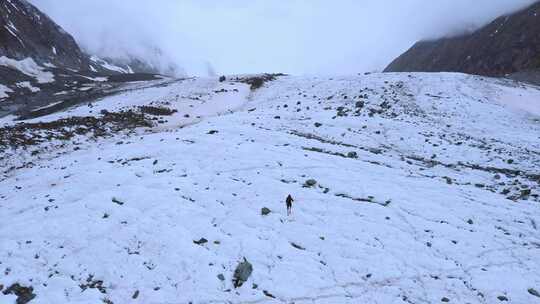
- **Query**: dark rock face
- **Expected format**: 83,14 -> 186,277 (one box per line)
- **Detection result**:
0,0 -> 89,70
384,1 -> 540,78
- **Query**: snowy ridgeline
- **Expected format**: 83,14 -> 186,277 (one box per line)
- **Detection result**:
0,73 -> 540,304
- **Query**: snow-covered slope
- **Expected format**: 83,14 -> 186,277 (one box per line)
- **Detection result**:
1,73 -> 540,304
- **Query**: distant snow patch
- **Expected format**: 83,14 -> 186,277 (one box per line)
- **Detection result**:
90,56 -> 131,74
4,21 -> 24,46
0,56 -> 54,83
31,100 -> 65,111
43,62 -> 56,68
100,62 -> 130,74
0,84 -> 13,99
79,75 -> 108,82
16,81 -> 40,93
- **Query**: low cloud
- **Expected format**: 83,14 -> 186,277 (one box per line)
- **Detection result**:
31,0 -> 537,76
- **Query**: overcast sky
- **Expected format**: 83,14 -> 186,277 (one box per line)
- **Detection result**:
30,0 -> 536,76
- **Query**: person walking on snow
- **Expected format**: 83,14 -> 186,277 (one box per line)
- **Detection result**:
286,194 -> 294,216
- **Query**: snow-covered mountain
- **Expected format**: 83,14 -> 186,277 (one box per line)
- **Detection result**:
1,72 -> 539,303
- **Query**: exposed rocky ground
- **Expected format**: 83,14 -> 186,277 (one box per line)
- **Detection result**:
1,72 -> 539,303
384,1 -> 540,85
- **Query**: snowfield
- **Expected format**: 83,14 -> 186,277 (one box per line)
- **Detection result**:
1,73 -> 540,304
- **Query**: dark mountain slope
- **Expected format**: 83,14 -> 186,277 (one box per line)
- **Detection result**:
0,0 -> 89,70
384,1 -> 540,78
0,0 -> 165,119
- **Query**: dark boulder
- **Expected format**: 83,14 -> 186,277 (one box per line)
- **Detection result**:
233,258 -> 253,288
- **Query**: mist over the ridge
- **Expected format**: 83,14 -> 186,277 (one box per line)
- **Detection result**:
30,0 -> 537,76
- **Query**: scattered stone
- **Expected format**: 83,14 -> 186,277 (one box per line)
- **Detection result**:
219,76 -> 226,82
520,189 -> 531,200
529,288 -> 540,298
207,130 -> 219,135
111,197 -> 124,206
314,122 -> 322,128
347,151 -> 358,159
467,219 -> 474,225
2,284 -> 36,304
235,74 -> 282,90
304,179 -> 317,188
233,258 -> 253,288
139,106 -> 177,116
1,111 -> 152,149
263,290 -> 276,298
193,238 -> 208,245
291,242 -> 306,250
132,290 -> 139,299
497,295 -> 508,301
261,207 -> 271,216
217,274 -> 225,281
80,275 -> 107,294
441,297 -> 450,302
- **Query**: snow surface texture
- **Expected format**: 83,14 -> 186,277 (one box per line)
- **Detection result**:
0,56 -> 55,84
1,73 -> 540,304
